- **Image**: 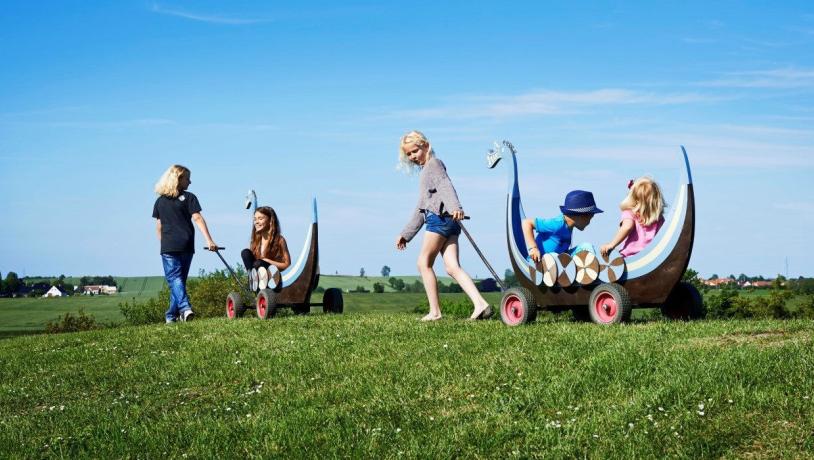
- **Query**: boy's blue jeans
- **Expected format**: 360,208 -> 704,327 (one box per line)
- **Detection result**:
161,252 -> 193,322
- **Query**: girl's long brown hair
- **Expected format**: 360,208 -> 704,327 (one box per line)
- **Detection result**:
250,206 -> 283,259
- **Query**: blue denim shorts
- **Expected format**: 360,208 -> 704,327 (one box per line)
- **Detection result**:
425,211 -> 461,238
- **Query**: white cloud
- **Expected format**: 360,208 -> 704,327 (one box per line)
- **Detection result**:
391,89 -> 721,120
32,118 -> 176,128
699,68 -> 814,89
149,3 -> 269,25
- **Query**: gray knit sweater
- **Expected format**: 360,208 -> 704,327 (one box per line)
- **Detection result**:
400,157 -> 463,242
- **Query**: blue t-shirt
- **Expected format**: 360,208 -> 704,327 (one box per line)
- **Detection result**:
534,214 -> 572,254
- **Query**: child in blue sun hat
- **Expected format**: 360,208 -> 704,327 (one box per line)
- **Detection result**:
522,190 -> 603,264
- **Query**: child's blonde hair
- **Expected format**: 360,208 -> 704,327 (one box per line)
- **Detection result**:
154,164 -> 190,198
620,177 -> 665,226
397,130 -> 435,174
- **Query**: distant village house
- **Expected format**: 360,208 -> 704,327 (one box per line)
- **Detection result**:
42,286 -> 68,298
701,277 -> 736,287
82,285 -> 118,295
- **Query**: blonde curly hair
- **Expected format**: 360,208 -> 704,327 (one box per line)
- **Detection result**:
619,176 -> 666,226
154,164 -> 190,198
397,130 -> 435,174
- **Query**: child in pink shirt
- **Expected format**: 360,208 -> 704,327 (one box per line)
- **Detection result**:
600,177 -> 665,258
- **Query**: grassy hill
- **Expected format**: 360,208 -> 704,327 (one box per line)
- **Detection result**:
1,315 -> 812,457
115,276 -> 166,296
0,274 -> 466,337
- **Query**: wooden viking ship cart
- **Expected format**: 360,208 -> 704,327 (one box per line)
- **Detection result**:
498,142 -> 703,325
208,198 -> 343,319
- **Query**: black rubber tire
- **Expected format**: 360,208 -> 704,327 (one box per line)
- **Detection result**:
226,292 -> 245,319
323,288 -> 344,314
500,287 -> 538,326
571,306 -> 591,322
588,283 -> 633,324
661,282 -> 706,320
256,289 -> 278,319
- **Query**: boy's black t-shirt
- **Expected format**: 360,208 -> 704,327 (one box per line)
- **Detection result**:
152,192 -> 202,254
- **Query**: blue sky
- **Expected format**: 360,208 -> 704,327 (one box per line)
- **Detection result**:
1,1 -> 813,279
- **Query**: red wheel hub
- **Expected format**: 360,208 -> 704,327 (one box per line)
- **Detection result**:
257,296 -> 266,318
593,292 -> 618,323
227,298 -> 235,318
502,294 -> 524,325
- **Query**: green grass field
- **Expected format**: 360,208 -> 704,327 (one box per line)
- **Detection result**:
0,276 -> 166,338
318,274 -> 455,292
1,315 -> 812,458
0,275 -> 467,337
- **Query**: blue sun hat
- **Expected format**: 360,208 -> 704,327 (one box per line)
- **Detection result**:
560,190 -> 603,215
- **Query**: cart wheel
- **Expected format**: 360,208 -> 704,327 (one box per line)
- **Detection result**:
292,304 -> 310,315
256,289 -> 278,319
500,287 -> 538,326
322,288 -> 343,314
588,283 -> 632,324
226,292 -> 245,319
661,282 -> 705,320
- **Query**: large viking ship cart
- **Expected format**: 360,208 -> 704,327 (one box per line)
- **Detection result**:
498,142 -> 703,325
208,197 -> 343,319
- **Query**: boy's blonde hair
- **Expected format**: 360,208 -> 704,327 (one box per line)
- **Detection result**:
397,130 -> 435,174
619,177 -> 665,226
154,164 -> 190,198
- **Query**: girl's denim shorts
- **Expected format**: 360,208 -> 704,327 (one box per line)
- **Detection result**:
425,211 -> 461,238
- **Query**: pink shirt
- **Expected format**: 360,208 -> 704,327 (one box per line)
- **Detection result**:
619,209 -> 664,257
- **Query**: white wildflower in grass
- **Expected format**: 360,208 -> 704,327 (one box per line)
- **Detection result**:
628,423 -> 634,429
658,407 -> 664,412
698,403 -> 705,410
697,411 -> 705,416
593,434 -> 599,438
395,428 -> 402,433
728,399 -> 734,404
443,344 -> 448,349
429,416 -> 434,421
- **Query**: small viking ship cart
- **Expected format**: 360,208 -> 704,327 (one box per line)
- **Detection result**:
207,198 -> 343,319
498,142 -> 703,325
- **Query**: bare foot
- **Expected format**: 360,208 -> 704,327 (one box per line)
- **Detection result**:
469,303 -> 490,320
420,313 -> 442,321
